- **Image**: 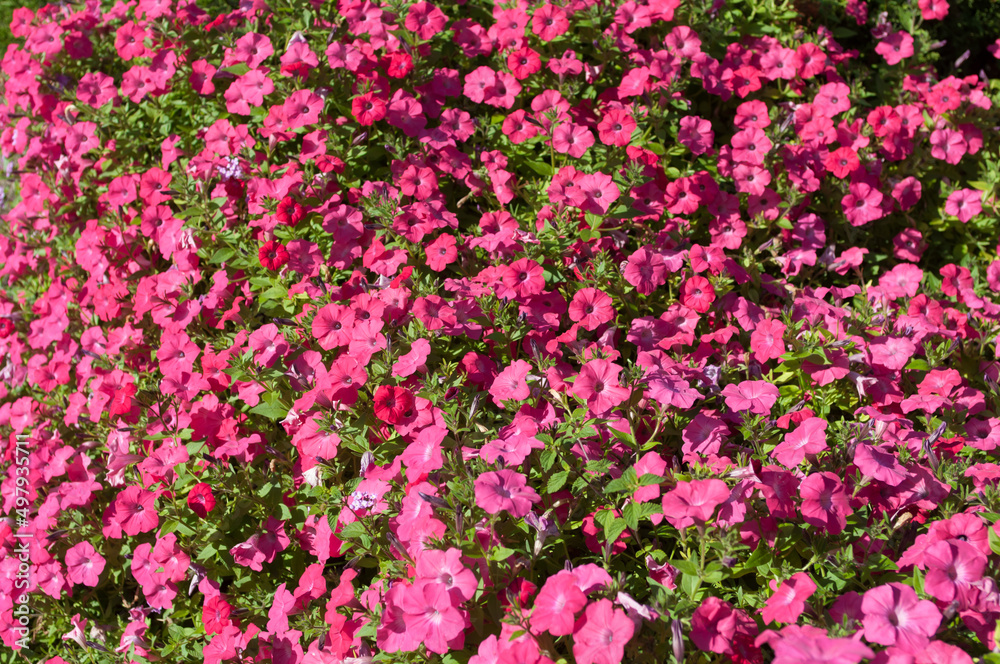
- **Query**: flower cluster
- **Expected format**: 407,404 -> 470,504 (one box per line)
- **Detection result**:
3,0 -> 1000,662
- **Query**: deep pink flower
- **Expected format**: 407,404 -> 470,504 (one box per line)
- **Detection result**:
678,115 -> 714,154
351,92 -> 387,126
945,188 -> 982,223
923,539 -> 986,605
623,247 -> 667,295
679,275 -> 715,313
691,597 -> 753,654
65,542 -> 106,587
661,479 -> 730,529
568,288 -> 615,330
396,580 -> 465,654
876,31 -> 915,65
730,127 -> 771,165
415,548 -> 477,603
576,172 -> 620,215
530,572 -> 587,635
854,443 -> 909,486
750,319 -> 786,363
531,4 -> 569,40
869,336 -> 916,371
721,380 -> 780,415
842,181 -> 884,226
861,583 -> 941,653
572,599 -> 635,664
573,359 -> 630,417
799,472 -> 851,534
489,360 -> 532,407
772,417 -> 828,468
112,486 -> 159,537
597,109 -> 636,147
762,573 -> 816,624
474,470 -> 540,517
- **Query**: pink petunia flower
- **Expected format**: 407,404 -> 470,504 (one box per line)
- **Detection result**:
945,188 -> 982,223
762,573 -> 816,624
573,359 -> 631,417
397,580 -> 466,655
771,417 -> 828,468
750,319 -> 786,363
876,31 -> 915,65
474,470 -> 540,517
111,486 -> 159,537
530,571 -> 587,635
572,599 -> 635,664
690,597 -> 755,654
923,539 -> 986,605
861,583 -> 941,654
568,288 -> 615,330
489,360 -> 532,407
799,472 -> 851,534
721,380 -> 780,415
65,542 -> 106,587
661,479 -> 730,529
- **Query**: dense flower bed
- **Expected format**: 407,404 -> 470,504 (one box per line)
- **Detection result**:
4,0 -> 1000,661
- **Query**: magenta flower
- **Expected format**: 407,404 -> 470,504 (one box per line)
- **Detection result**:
854,443 -> 909,486
678,115 -> 715,155
750,318 -> 786,363
945,188 -> 983,223
112,486 -> 159,537
762,573 -> 816,624
474,470 -> 540,517
415,548 -> 478,604
568,288 -> 615,331
772,417 -> 828,468
248,323 -> 288,368
572,599 -> 635,664
690,597 -> 754,654
861,582 -> 941,653
623,246 -> 668,295
661,479 -> 730,529
721,380 -> 780,415
759,624 -> 874,664
530,571 -> 587,636
923,539 -> 986,605
875,30 -> 915,65
489,360 -> 532,407
799,472 -> 851,534
397,580 -> 466,655
573,359 -> 630,417
65,541 -> 106,587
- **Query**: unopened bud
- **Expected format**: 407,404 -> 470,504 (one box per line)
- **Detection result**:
672,619 -> 684,662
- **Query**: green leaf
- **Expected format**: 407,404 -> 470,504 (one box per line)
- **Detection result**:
250,401 -> 288,421
491,546 -> 516,561
988,527 -> 1000,556
524,160 -> 554,177
210,248 -> 236,264
594,509 -> 627,543
547,470 -> 569,493
221,63 -> 250,76
681,572 -> 702,598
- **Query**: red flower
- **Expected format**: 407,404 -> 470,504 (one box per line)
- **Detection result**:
258,240 -> 289,270
109,382 -> 137,419
188,482 -> 216,518
372,385 -> 414,424
351,92 -> 387,126
0,319 -> 13,338
276,196 -> 304,226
